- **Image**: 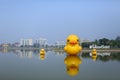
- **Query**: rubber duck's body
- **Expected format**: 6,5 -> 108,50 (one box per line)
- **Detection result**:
64,34 -> 82,55
91,49 -> 97,61
39,49 -> 45,60
64,55 -> 82,76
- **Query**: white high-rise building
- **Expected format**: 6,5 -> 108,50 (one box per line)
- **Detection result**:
20,39 -> 33,46
35,38 -> 47,47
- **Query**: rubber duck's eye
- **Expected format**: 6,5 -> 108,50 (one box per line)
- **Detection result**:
67,68 -> 70,71
77,39 -> 79,42
67,40 -> 70,42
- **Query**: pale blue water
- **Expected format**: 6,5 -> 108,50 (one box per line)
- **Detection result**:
0,50 -> 120,80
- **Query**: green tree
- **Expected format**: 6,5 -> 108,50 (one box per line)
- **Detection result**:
81,42 -> 92,48
116,36 -> 120,48
95,39 -> 100,45
109,40 -> 117,48
99,38 -> 110,45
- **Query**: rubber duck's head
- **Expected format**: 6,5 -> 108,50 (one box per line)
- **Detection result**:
66,66 -> 79,76
66,34 -> 80,46
64,55 -> 82,76
41,49 -> 45,52
92,49 -> 97,55
40,49 -> 46,55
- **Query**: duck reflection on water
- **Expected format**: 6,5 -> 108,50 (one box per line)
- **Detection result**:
64,55 -> 82,76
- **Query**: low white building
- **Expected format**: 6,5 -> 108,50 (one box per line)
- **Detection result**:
89,44 -> 110,49
20,39 -> 33,46
81,39 -> 90,43
81,39 -> 90,45
55,41 -> 65,47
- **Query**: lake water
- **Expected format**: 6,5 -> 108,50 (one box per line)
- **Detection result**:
0,50 -> 120,80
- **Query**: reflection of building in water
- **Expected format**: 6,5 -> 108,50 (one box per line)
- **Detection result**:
18,50 -> 33,58
90,52 -> 111,61
1,44 -> 9,53
90,52 -> 111,57
35,38 -> 47,47
82,52 -> 120,62
97,53 -> 111,57
64,55 -> 82,76
20,39 -> 33,46
54,50 -> 65,56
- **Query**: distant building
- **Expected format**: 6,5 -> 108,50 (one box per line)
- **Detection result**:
81,39 -> 90,43
89,44 -> 110,49
12,42 -> 20,47
35,38 -> 47,47
55,41 -> 65,48
1,44 -> 9,53
20,39 -> 33,46
2,44 -> 9,47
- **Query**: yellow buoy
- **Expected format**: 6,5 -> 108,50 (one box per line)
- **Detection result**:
40,49 -> 45,55
39,49 -> 46,60
91,49 -> 97,61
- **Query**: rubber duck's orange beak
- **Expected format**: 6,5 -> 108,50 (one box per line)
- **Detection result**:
70,41 -> 77,45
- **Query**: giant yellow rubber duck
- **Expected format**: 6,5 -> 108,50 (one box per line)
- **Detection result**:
91,49 -> 97,61
64,55 -> 82,76
39,49 -> 46,60
64,34 -> 82,55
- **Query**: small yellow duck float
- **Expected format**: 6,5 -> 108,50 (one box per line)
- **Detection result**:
40,49 -> 45,55
64,34 -> 82,55
91,49 -> 97,61
64,55 -> 82,76
39,49 -> 46,60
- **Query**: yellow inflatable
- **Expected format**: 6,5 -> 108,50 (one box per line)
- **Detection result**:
91,49 -> 97,61
39,49 -> 46,60
64,34 -> 82,55
64,55 -> 82,76
40,49 -> 45,55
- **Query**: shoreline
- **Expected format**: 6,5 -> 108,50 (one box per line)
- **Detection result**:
2,47 -> 120,53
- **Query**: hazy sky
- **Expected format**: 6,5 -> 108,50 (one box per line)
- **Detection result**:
0,0 -> 120,44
